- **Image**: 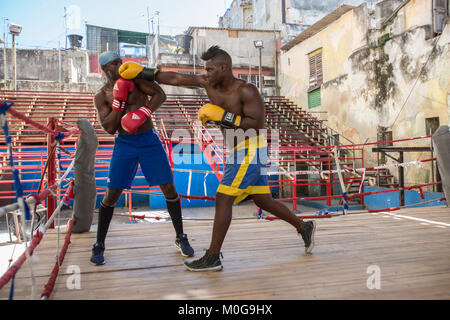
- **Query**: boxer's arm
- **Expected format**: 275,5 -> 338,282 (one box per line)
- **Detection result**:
94,91 -> 122,135
134,79 -> 166,113
238,83 -> 265,130
156,71 -> 207,88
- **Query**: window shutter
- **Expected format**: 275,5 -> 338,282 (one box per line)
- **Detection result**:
308,88 -> 321,109
308,49 -> 323,91
316,52 -> 323,84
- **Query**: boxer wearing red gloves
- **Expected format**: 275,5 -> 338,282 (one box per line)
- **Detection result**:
90,51 -> 194,266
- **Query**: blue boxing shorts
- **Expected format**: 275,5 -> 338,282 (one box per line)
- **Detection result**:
107,128 -> 173,189
217,135 -> 271,204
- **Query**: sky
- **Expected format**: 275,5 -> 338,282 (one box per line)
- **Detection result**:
0,0 -> 234,49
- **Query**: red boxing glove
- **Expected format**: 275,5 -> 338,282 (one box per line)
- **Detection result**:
121,105 -> 153,134
112,78 -> 134,112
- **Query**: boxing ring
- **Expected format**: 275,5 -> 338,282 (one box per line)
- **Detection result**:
0,92 -> 449,300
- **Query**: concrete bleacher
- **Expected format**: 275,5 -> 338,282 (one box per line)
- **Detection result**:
0,90 -> 396,203
0,90 -> 340,149
0,90 -> 107,144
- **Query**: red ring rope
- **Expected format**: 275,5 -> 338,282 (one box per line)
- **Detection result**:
41,218 -> 75,299
0,230 -> 44,290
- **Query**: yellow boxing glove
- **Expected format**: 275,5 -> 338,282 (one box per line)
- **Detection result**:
119,61 -> 159,81
198,104 -> 241,129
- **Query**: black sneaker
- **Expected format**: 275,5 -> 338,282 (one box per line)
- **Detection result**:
175,233 -> 195,257
298,220 -> 316,254
90,242 -> 105,265
184,250 -> 223,272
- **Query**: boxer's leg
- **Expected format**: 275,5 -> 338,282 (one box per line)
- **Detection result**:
252,193 -> 316,254
91,135 -> 138,265
184,192 -> 235,272
252,193 -> 302,229
208,192 -> 236,254
138,130 -> 194,257
159,182 -> 194,257
96,188 -> 123,244
160,182 -> 183,235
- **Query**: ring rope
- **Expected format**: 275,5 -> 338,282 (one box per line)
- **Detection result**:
1,102 -> 80,140
367,196 -> 446,213
0,157 -> 75,218
0,150 -> 75,294
41,217 -> 75,299
1,100 -> 37,298
93,150 -> 434,177
0,182 -> 74,292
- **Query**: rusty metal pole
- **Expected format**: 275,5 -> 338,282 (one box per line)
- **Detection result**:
327,149 -> 332,206
293,151 -> 297,211
47,117 -> 56,228
398,151 -> 404,207
11,33 -> 16,90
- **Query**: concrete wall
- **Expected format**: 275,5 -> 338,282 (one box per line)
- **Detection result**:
220,0 -> 255,29
223,1 -> 244,28
1,77 -> 102,93
279,0 -> 450,188
253,0 -> 283,29
0,48 -> 89,89
373,0 -> 405,28
252,0 -> 374,28
403,0 -> 433,30
285,0 -> 375,25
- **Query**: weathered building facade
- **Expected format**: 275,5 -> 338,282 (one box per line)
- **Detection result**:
219,0 -> 380,44
279,0 -> 449,188
158,26 -> 281,96
0,47 -> 102,92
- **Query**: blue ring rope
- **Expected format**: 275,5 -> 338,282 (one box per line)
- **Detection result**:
1,100 -> 31,220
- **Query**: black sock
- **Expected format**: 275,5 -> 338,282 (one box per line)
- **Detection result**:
96,201 -> 114,244
166,195 -> 183,236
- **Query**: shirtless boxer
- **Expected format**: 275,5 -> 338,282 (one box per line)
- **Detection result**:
118,46 -> 315,271
90,51 -> 194,266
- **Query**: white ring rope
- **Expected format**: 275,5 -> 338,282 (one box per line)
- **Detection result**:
0,158 -> 75,218
93,158 -> 428,177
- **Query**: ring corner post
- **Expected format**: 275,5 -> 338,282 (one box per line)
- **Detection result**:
46,117 -> 57,229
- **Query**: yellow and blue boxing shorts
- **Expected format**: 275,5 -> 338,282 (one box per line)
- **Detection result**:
217,135 -> 271,204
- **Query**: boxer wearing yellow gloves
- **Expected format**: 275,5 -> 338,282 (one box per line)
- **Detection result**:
119,46 -> 316,271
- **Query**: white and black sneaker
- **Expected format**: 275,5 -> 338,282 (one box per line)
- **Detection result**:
184,250 -> 223,272
175,233 -> 195,257
298,220 -> 316,254
90,242 -> 106,265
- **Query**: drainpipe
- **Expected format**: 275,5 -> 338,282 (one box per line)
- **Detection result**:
274,24 -> 279,96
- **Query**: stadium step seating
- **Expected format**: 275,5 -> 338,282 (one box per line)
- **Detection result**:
0,90 -> 397,192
